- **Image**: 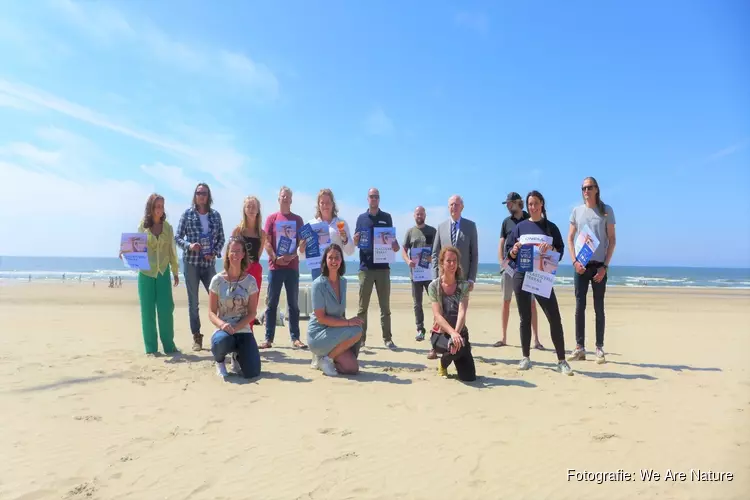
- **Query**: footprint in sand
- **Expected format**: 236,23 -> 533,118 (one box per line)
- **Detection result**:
64,481 -> 96,498
73,415 -> 102,422
318,428 -> 352,437
592,432 -> 618,441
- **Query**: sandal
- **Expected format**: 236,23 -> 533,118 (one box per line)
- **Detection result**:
534,342 -> 545,350
493,340 -> 507,347
258,341 -> 273,349
292,339 -> 308,349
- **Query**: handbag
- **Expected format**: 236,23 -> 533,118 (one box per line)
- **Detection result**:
430,329 -> 452,354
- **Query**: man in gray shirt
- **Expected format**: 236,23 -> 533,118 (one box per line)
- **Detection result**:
401,206 -> 437,353
567,177 -> 617,364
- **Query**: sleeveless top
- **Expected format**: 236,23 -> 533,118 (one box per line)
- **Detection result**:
241,235 -> 262,264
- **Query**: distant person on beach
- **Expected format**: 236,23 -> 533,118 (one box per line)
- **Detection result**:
432,195 -> 478,291
175,183 -> 226,351
401,206 -> 437,355
260,186 -> 307,350
353,187 -> 400,350
567,176 -> 617,364
232,196 -> 266,297
428,246 -> 476,381
505,191 -> 573,376
298,188 -> 355,281
307,244 -> 364,376
209,237 -> 261,378
136,193 -> 180,356
495,192 -> 542,350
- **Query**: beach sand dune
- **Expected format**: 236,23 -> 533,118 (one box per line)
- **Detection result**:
1,283 -> 748,499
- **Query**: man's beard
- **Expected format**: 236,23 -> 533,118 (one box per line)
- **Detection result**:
415,218 -> 425,225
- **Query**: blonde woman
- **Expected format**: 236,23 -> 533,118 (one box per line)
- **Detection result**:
232,196 -> 267,291
299,188 -> 355,281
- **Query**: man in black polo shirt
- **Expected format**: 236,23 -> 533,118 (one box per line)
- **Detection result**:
494,192 -> 542,349
353,187 -> 400,349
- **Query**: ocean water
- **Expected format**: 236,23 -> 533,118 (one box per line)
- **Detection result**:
1,256 -> 749,289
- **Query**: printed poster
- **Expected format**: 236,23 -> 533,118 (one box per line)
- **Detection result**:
305,221 -> 330,270
521,270 -> 555,298
198,232 -> 213,258
373,227 -> 396,264
120,233 -> 150,270
410,247 -> 432,282
501,258 -> 515,278
574,224 -> 600,266
357,227 -> 371,250
517,234 -> 554,272
275,221 -> 297,256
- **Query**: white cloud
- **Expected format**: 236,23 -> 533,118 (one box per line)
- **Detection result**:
0,142 -> 61,167
365,107 -> 394,136
707,138 -> 750,162
1,160 -> 154,256
455,12 -> 490,36
50,0 -> 279,98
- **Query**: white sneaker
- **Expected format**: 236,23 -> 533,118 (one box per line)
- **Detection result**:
216,361 -> 229,377
310,353 -> 319,369
318,356 -> 338,377
518,357 -> 532,371
229,352 -> 241,374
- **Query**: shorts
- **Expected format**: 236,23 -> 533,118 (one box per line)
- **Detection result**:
502,272 -> 535,303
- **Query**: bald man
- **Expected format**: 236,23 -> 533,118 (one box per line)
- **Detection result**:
432,195 -> 478,289
401,206 -> 437,345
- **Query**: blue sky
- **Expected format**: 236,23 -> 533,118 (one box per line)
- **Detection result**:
1,0 -> 748,267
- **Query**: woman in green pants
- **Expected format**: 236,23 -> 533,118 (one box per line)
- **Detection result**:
137,193 -> 180,355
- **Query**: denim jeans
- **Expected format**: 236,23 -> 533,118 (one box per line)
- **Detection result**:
264,269 -> 300,342
574,262 -> 608,348
184,262 -> 217,336
211,330 -> 261,379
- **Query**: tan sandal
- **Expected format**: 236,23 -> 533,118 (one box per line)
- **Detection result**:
258,341 -> 272,349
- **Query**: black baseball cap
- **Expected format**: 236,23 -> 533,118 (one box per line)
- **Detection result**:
504,192 -> 522,203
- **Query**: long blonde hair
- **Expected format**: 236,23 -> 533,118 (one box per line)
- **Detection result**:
238,196 -> 263,235
314,188 -> 339,220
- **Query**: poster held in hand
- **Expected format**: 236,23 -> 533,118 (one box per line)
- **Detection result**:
275,221 -> 297,256
410,247 -> 432,282
305,222 -> 330,269
357,227 -> 371,250
120,233 -> 150,270
574,224 -> 600,266
198,232 -> 213,258
521,271 -> 555,298
373,227 -> 396,264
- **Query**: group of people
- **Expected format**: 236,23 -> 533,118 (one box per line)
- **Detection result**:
131,177 -> 615,381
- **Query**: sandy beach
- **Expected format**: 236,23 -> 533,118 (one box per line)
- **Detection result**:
1,282 -> 749,500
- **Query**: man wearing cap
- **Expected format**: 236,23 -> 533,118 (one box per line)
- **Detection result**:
494,192 -> 543,349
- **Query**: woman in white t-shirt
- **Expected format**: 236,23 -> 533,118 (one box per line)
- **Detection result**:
208,237 -> 261,378
299,188 -> 355,280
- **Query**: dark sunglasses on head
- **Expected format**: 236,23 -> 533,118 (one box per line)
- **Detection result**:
581,185 -> 596,191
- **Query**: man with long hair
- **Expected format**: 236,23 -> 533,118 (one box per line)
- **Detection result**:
175,183 -> 226,351
567,177 -> 617,364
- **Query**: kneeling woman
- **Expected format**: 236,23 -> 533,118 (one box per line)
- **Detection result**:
306,244 -> 364,376
428,246 -> 476,381
208,237 -> 261,378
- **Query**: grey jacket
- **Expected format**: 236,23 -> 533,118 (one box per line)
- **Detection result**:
431,217 -> 478,282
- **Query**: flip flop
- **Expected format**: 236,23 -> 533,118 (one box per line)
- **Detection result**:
292,340 -> 309,349
534,343 -> 545,350
258,341 -> 273,349
493,341 -> 507,347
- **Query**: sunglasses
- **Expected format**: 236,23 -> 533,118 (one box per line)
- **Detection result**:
581,185 -> 596,191
196,191 -> 208,196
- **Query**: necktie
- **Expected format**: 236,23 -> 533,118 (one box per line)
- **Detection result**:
451,222 -> 457,246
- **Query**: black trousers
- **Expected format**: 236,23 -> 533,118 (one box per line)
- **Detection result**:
513,273 -> 566,360
411,281 -> 430,333
574,262 -> 607,348
439,328 -> 476,381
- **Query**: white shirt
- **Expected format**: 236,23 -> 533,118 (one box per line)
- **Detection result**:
300,216 -> 355,257
198,213 -> 210,234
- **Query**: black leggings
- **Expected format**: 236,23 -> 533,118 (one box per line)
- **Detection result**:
439,328 -> 476,382
513,273 -> 566,360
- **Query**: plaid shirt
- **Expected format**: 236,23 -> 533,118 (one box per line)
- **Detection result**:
175,207 -> 226,268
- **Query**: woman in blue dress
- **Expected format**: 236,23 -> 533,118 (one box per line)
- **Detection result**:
306,244 -> 364,376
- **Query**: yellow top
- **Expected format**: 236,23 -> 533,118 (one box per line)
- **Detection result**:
137,220 -> 180,278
